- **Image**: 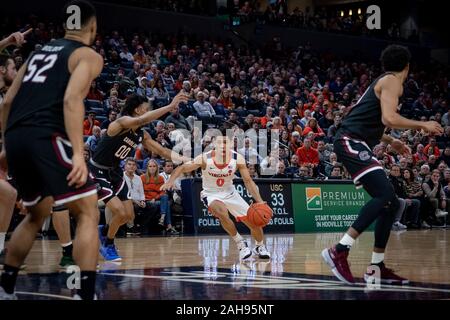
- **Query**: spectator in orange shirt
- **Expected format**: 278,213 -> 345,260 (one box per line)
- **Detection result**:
296,138 -> 320,167
83,111 -> 101,136
140,160 -> 178,234
218,87 -> 233,109
133,45 -> 149,66
424,137 -> 441,157
302,118 -> 325,139
260,107 -> 274,128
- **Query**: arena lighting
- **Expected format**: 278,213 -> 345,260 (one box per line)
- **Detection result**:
349,9 -> 353,16
358,8 -> 362,14
340,10 -> 344,17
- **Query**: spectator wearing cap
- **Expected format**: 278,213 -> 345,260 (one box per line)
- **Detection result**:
83,111 -> 100,136
193,91 -> 215,118
296,138 -> 319,168
137,76 -> 155,101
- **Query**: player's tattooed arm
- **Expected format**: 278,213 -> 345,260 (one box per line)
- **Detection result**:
160,154 -> 204,191
236,154 -> 264,203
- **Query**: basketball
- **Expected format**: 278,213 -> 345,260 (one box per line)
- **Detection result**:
247,203 -> 273,227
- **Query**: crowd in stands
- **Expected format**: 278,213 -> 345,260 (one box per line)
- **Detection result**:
1,13 -> 449,233
229,1 -> 418,42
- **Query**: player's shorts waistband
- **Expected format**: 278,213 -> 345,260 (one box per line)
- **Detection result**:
89,159 -> 114,170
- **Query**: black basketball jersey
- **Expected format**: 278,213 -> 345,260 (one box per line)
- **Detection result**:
92,128 -> 145,168
337,73 -> 394,148
6,38 -> 86,133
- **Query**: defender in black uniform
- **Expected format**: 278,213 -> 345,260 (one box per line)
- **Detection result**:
91,93 -> 188,262
321,45 -> 443,285
0,0 -> 102,300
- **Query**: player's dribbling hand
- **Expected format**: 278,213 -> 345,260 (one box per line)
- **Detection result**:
67,153 -> 88,188
422,121 -> 444,136
6,28 -> 32,47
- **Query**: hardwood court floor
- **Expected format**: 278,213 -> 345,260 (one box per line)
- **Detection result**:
10,230 -> 450,300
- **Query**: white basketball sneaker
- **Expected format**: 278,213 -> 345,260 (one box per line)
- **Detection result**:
253,245 -> 271,259
237,240 -> 251,260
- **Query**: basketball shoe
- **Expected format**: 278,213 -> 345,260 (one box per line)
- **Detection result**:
237,240 -> 251,260
321,245 -> 355,285
253,245 -> 271,259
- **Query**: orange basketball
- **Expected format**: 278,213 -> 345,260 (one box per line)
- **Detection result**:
247,203 -> 273,227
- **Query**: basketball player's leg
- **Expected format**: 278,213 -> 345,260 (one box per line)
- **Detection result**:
65,193 -> 99,300
52,207 -> 75,267
65,194 -> 99,270
208,199 -> 252,260
0,180 -> 17,254
104,197 -> 131,240
52,209 -> 71,245
0,196 -> 53,297
322,169 -> 401,284
208,200 -> 238,236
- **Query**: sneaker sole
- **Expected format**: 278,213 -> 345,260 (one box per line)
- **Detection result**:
363,273 -> 409,285
321,248 -> 354,285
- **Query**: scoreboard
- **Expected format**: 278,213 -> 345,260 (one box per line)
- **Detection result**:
182,178 -> 295,234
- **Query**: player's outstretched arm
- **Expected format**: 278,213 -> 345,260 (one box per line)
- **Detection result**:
236,154 -> 264,203
379,76 -> 443,135
113,92 -> 189,131
0,28 -> 32,52
64,48 -> 103,187
160,154 -> 204,191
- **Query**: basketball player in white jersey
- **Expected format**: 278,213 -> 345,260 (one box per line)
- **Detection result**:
161,134 -> 271,260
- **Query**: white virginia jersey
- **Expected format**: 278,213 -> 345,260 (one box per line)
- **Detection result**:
201,150 -> 238,194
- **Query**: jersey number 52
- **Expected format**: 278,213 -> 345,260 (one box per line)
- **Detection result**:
23,54 -> 58,83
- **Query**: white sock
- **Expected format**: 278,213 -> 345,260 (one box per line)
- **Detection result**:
371,252 -> 385,264
255,240 -> 264,246
232,232 -> 244,244
0,232 -> 5,251
61,241 -> 72,248
338,233 -> 355,248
